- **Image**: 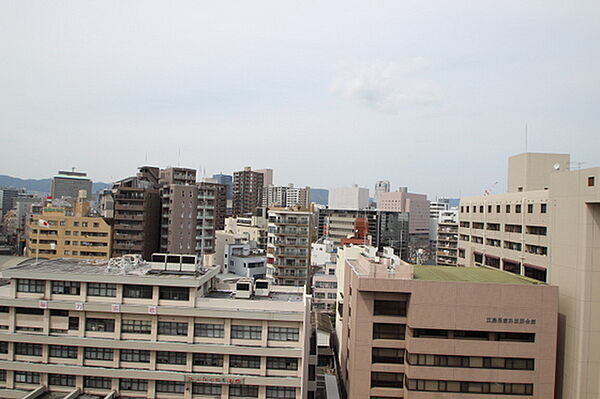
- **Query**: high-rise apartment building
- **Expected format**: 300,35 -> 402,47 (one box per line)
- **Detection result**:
51,170 -> 93,200
263,185 -> 310,209
378,188 -> 430,247
458,152 -> 600,398
339,250 -> 558,398
212,173 -> 233,200
267,208 -> 312,287
328,186 -> 369,210
26,198 -> 112,259
233,167 -> 264,216
0,255 -> 311,398
255,168 -> 273,187
224,214 -> 269,251
436,209 -> 458,266
0,188 -> 20,215
374,180 -> 390,206
111,166 -> 161,260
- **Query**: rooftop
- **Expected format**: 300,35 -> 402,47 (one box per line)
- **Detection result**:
414,265 -> 543,285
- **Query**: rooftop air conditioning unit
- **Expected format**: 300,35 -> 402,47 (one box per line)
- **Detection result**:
254,279 -> 270,297
235,278 -> 254,299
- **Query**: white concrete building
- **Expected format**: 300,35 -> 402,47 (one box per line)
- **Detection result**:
327,186 -> 369,210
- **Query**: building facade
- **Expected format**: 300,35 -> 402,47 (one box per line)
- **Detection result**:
267,209 -> 312,287
374,180 -> 390,207
378,189 -> 430,240
0,255 -> 311,398
233,168 -> 264,217
327,186 -> 369,210
51,170 -> 93,200
340,252 -> 558,398
436,209 -> 458,266
263,185 -> 310,209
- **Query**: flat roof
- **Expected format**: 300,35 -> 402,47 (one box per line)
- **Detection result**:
414,265 -> 543,285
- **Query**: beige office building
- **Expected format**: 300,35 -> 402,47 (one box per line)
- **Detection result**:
0,255 -> 311,399
26,200 -> 112,260
459,152 -> 600,398
340,252 -> 558,398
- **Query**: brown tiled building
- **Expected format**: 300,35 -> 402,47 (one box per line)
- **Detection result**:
340,252 -> 558,398
233,167 -> 264,216
111,166 -> 161,260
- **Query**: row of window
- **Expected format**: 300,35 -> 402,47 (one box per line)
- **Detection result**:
406,378 -> 533,395
461,203 -> 547,215
11,343 -> 299,369
16,281 -> 190,301
461,222 -> 547,236
9,372 -> 296,398
370,324 -> 535,343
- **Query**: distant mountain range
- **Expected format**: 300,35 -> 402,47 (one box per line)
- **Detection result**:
0,175 -> 111,195
310,188 -> 329,206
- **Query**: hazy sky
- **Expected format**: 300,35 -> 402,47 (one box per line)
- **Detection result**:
1,1 -> 599,198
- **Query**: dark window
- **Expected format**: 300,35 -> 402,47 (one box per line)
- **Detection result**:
506,204 -> 511,213
230,384 -> 259,398
156,381 -> 184,393
193,383 -> 222,395
372,348 -> 404,364
158,321 -> 188,336
16,279 -> 45,293
267,356 -> 298,370
68,316 -> 79,330
0,342 -> 7,354
49,345 -> 78,358
193,353 -> 223,367
14,371 -> 40,384
121,319 -> 151,334
84,347 -> 113,361
405,378 -> 533,395
371,372 -> 403,388
589,176 -> 596,187
15,307 -> 44,315
123,284 -> 153,299
87,283 -> 116,297
159,286 -> 189,301
50,309 -> 69,317
230,355 -> 260,368
266,387 -> 296,398
15,343 -> 42,356
49,374 -> 75,386
527,204 -> 534,213
85,318 -> 115,332
496,332 -> 535,342
373,300 -> 407,317
195,323 -> 224,338
156,351 -> 187,365
84,376 -> 112,389
52,281 -> 80,295
120,349 -> 150,363
231,325 -> 262,340
268,327 -> 299,341
373,323 -> 405,340
515,204 -> 522,213
541,203 -> 547,213
120,378 -> 147,391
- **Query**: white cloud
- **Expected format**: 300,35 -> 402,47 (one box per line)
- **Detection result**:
331,58 -> 442,112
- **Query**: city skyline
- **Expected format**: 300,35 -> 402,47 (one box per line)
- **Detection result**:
2,1 -> 599,198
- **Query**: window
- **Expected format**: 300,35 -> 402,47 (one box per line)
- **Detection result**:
373,300 -> 407,317
230,384 -> 259,398
50,309 -> 69,316
230,355 -> 260,368
16,279 -> 45,293
84,347 -> 113,361
121,319 -> 151,334
526,225 -> 547,236
371,372 -> 403,388
15,307 -> 44,315
156,351 -> 187,365
49,374 -> 75,386
15,343 -> 42,356
505,204 -> 511,213
156,381 -> 184,393
515,204 -> 522,213
159,286 -> 189,301
123,284 -> 153,299
52,281 -> 81,295
84,376 -> 112,389
49,345 -> 78,358
505,224 -> 522,233
496,204 -> 501,213
193,353 -> 223,367
232,325 -> 262,340
0,342 -> 7,354
158,321 -> 188,336
496,332 -> 535,342
373,323 -> 405,340
372,348 -> 404,364
268,327 -> 299,341
120,378 -> 147,391
195,323 -> 224,338
14,371 -> 40,384
527,204 -> 534,213
267,357 -> 298,370
525,244 -> 548,256
266,387 -> 296,398
541,203 -> 547,213
87,283 -> 116,297
405,379 -> 533,395
69,316 -> 79,330
86,318 -> 115,332
120,349 -> 150,363
589,176 -> 596,187
193,383 -> 222,395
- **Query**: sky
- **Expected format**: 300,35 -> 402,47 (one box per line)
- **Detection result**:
1,0 -> 599,198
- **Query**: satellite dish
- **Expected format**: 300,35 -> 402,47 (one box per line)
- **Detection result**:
553,163 -> 561,171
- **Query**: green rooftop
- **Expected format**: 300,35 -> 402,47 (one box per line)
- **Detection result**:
414,265 -> 543,285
